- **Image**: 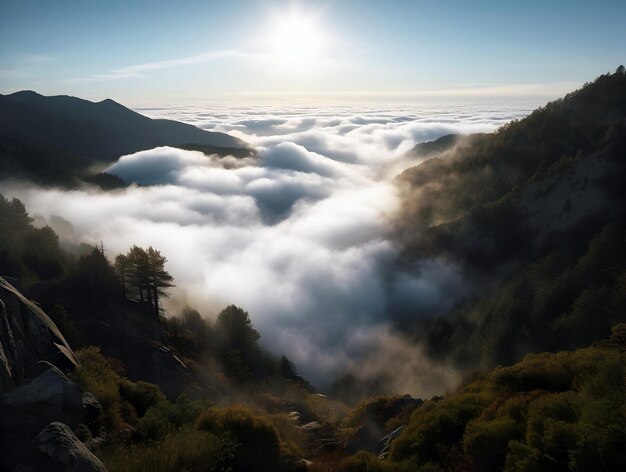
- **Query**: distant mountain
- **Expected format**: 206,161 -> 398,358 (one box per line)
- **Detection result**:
394,67 -> 626,368
0,91 -> 250,186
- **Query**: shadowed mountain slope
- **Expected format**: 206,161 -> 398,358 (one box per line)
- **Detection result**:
0,91 -> 250,185
394,67 -> 626,368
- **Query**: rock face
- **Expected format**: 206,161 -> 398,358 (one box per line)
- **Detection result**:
35,422 -> 108,472
0,276 -> 78,392
0,362 -> 106,472
1,363 -> 89,433
0,278 -> 107,472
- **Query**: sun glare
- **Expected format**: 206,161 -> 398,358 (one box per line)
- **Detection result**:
269,12 -> 325,66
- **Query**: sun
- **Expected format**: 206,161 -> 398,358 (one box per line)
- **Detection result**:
269,12 -> 325,66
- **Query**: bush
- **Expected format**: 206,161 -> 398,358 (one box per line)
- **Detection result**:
390,392 -> 494,465
305,393 -> 349,427
463,416 -> 523,470
135,396 -> 209,441
197,404 -> 284,471
119,380 -> 165,417
387,338 -> 626,471
72,347 -> 182,435
72,347 -> 124,430
339,451 -> 407,472
344,395 -> 420,431
268,412 -> 307,458
98,426 -> 236,472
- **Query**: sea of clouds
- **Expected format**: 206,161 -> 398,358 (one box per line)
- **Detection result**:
1,101 -> 536,395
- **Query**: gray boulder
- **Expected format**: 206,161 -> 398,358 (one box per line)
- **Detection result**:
81,391 -> 104,434
35,422 -> 108,472
0,365 -> 105,471
2,362 -> 84,432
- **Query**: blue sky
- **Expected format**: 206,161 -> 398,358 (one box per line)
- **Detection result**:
1,0 -> 624,104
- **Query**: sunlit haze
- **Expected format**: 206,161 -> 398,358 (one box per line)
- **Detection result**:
268,10 -> 326,69
1,2 -> 626,469
1,0 -> 625,104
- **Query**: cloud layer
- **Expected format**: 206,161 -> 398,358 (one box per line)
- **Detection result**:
0,103 -> 531,394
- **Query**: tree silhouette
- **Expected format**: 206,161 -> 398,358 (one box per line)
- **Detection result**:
216,305 -> 260,353
147,246 -> 174,318
215,305 -> 261,381
114,253 -> 131,298
115,245 -> 174,318
73,245 -> 120,303
279,355 -> 298,380
127,246 -> 151,304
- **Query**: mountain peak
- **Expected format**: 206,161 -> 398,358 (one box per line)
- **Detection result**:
5,90 -> 44,99
0,91 -> 247,165
97,97 -> 121,106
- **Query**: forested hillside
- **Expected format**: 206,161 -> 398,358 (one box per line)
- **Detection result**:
395,67 -> 626,368
2,69 -> 626,471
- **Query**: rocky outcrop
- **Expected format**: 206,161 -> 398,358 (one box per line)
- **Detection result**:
0,276 -> 78,392
0,278 -> 107,471
344,396 -> 423,455
35,422 -> 107,472
0,363 -> 106,471
2,363 -> 91,432
375,425 -> 405,460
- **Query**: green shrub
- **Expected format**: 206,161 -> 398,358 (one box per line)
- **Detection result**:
504,441 -> 554,472
390,392 -> 494,465
98,426 -> 236,472
135,396 -> 209,441
197,404 -> 284,471
388,339 -> 626,471
71,347 -> 124,430
463,416 -> 523,470
305,393 -> 349,426
344,395 -> 420,432
268,412 -> 307,457
119,380 -> 165,416
339,451 -> 407,472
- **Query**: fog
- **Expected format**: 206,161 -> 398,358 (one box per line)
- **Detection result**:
0,102 -> 533,394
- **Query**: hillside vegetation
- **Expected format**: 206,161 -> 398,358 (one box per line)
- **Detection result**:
395,67 -> 626,368
2,69 -> 626,471
342,326 -> 626,472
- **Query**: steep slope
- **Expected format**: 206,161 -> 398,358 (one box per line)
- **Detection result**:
394,68 -> 626,367
397,69 -> 626,269
0,277 -> 107,472
383,327 -> 626,472
0,275 -> 77,391
0,91 -> 250,185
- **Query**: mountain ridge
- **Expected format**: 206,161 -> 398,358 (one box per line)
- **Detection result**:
393,67 -> 626,369
0,90 -> 252,186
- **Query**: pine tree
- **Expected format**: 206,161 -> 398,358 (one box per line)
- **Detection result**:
114,253 -> 131,298
216,305 -> 260,353
115,245 -> 174,319
128,245 -> 149,303
146,246 -> 174,318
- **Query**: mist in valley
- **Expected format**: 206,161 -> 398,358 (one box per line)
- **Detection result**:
0,102 -> 535,394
